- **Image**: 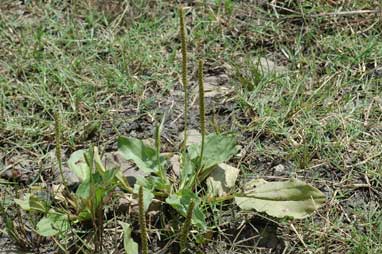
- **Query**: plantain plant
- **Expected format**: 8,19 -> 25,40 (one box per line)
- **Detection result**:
12,145 -> 131,252
9,5 -> 326,253
116,5 -> 326,249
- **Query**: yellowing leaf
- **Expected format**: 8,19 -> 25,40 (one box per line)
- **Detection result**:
235,179 -> 325,219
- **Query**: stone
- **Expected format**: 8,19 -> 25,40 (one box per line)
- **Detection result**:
273,164 -> 286,176
258,57 -> 287,74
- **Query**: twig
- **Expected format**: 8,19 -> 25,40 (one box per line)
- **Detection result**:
290,223 -> 311,253
268,3 -> 380,18
309,9 -> 381,17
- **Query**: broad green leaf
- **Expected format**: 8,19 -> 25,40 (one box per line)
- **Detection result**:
118,137 -> 164,173
206,163 -> 240,197
100,168 -> 119,187
36,217 -> 59,237
36,211 -> 70,237
47,212 -> 69,234
235,179 -> 326,219
179,153 -> 196,185
68,150 -> 90,182
75,184 -> 97,222
76,171 -> 116,220
77,209 -> 92,222
120,222 -> 138,254
188,133 -> 237,171
166,190 -> 206,230
139,175 -> 170,193
94,187 -> 107,209
76,181 -> 91,199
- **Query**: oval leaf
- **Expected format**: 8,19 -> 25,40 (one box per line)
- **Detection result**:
118,137 -> 164,173
165,190 -> 206,230
37,217 -> 58,237
120,222 -> 138,254
235,179 -> 325,219
188,134 -> 237,170
36,211 -> 69,237
67,150 -> 90,182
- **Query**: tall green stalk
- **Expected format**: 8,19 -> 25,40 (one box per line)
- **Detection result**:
179,7 -> 189,150
197,60 -> 206,169
180,199 -> 194,253
139,186 -> 149,254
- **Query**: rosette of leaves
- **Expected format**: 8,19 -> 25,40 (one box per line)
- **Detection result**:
13,146 -> 129,249
116,6 -> 326,236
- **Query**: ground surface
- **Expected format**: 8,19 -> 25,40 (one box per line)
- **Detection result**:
1,0 -> 381,253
